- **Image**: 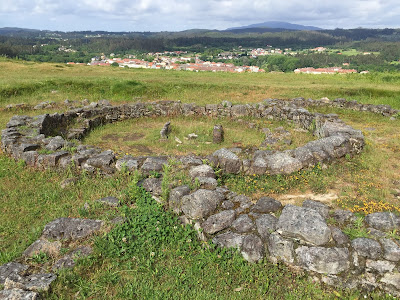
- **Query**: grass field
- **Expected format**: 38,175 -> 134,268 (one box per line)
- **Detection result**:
0,59 -> 399,299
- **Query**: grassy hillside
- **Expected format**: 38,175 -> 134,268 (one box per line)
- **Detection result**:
0,59 -> 399,299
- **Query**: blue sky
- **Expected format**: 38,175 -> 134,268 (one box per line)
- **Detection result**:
0,0 -> 398,31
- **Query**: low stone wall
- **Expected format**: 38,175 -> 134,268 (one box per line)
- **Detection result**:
1,99 -> 365,177
267,97 -> 400,118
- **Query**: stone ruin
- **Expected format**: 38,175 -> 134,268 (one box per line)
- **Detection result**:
1,97 -> 400,298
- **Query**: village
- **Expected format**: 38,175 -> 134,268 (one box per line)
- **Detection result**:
83,51 -> 264,73
65,46 -> 364,74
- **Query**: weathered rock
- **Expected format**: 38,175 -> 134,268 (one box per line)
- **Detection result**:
221,100 -> 232,108
264,152 -> 302,175
231,214 -> 255,233
160,121 -> 171,139
169,185 -> 191,214
42,218 -> 103,240
115,156 -> 139,171
187,133 -> 198,140
221,200 -> 235,210
36,151 -> 69,168
330,226 -> 350,246
196,176 -> 218,190
251,197 -> 282,213
212,231 -> 244,250
241,234 -> 264,263
351,238 -> 382,259
296,246 -> 350,275
249,156 -> 268,175
0,262 -> 28,285
213,125 -> 224,143
367,227 -> 387,238
140,157 -> 168,175
96,196 -> 120,207
45,136 -> 65,151
268,232 -> 295,264
85,150 -> 115,169
302,199 -> 329,218
179,155 -> 202,166
232,195 -> 251,204
189,164 -> 215,179
381,272 -> 400,293
212,148 -> 241,174
202,210 -> 236,234
365,212 -> 400,232
0,288 -> 38,300
331,209 -> 356,224
256,214 -> 278,241
141,178 -> 162,196
231,105 -> 248,117
181,189 -> 224,220
23,239 -> 62,257
276,205 -> 331,246
4,273 -> 57,292
380,238 -> 400,262
52,246 -> 93,271
366,259 -> 395,273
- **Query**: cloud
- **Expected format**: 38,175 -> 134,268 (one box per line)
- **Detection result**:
0,0 -> 399,31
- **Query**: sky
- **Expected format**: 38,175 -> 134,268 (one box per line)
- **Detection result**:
0,0 -> 399,32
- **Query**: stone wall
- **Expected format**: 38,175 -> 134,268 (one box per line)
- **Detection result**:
1,99 -> 365,176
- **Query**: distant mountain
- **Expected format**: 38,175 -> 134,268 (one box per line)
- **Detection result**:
226,21 -> 323,31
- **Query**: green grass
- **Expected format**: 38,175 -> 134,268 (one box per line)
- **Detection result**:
83,115 -> 314,157
1,59 -> 400,109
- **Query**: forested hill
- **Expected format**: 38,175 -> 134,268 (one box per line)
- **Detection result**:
1,27 -> 400,54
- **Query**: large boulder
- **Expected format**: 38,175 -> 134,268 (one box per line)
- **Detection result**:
0,289 -> 38,300
115,155 -> 140,172
302,199 -> 329,218
212,231 -> 244,250
380,238 -> 400,262
181,189 -> 224,220
42,218 -> 103,240
0,262 -> 28,285
351,238 -> 382,259
276,205 -> 331,246
268,232 -> 295,264
169,185 -> 191,214
264,152 -> 302,175
85,150 -> 115,169
141,178 -> 162,196
23,239 -> 62,257
365,212 -> 400,232
295,246 -> 350,275
256,214 -> 278,241
189,164 -> 215,178
251,197 -> 282,213
140,157 -> 168,175
4,273 -> 57,292
202,210 -> 236,234
231,214 -> 255,233
241,234 -> 264,263
212,148 -> 241,174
